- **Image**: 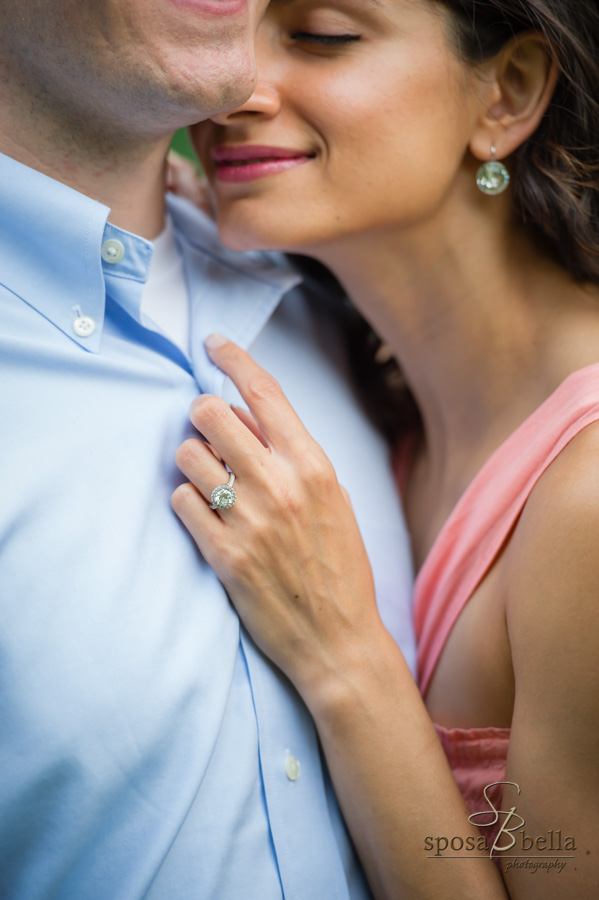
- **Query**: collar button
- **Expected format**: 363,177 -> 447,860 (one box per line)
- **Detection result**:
73,315 -> 96,337
101,238 -> 125,264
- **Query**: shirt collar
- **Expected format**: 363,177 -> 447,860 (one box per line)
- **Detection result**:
0,152 -> 153,353
0,152 -> 301,367
166,193 -> 302,393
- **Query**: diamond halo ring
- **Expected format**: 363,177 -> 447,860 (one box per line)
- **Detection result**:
210,472 -> 237,510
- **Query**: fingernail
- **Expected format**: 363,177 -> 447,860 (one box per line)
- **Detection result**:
205,333 -> 228,351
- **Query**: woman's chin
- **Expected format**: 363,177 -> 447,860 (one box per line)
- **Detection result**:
219,232 -> 260,253
217,220 -> 288,254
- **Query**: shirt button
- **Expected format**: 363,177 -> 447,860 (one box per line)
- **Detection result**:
101,238 -> 125,264
73,315 -> 96,337
285,754 -> 301,782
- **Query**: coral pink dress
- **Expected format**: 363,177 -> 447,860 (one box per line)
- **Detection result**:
405,364 -> 599,826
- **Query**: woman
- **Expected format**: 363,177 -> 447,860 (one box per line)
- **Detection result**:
170,0 -> 599,896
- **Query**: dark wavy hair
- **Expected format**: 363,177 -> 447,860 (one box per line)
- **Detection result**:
440,0 -> 599,284
302,0 -> 599,441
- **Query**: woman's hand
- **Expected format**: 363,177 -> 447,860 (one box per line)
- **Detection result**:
171,334 -> 383,702
171,336 -> 510,900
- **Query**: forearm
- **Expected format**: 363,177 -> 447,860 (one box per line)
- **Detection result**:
303,625 -> 507,900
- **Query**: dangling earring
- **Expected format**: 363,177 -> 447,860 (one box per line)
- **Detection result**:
476,146 -> 510,196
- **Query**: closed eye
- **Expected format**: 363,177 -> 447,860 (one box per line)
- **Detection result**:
290,31 -> 362,45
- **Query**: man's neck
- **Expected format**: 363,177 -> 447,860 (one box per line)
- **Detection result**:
0,88 -> 172,240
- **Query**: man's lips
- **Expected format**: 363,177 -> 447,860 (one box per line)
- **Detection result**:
168,0 -> 247,17
211,145 -> 315,183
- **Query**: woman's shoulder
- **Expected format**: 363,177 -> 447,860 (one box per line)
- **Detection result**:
507,360 -> 599,551
504,417 -> 599,688
515,415 -> 599,541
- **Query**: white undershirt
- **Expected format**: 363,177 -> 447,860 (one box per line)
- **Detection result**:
140,215 -> 190,356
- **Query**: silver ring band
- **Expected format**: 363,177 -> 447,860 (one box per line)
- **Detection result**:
210,472 -> 237,510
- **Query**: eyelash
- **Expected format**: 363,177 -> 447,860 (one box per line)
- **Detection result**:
290,31 -> 362,45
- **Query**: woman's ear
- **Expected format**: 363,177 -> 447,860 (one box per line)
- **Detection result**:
470,33 -> 559,161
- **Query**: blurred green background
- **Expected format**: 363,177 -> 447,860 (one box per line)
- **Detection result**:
170,128 -> 197,162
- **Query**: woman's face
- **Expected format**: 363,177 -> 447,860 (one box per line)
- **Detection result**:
191,0 -> 486,253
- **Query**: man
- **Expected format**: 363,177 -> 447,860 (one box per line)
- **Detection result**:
0,1 -> 415,897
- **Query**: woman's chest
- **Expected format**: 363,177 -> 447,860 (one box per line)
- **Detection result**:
422,557 -> 516,729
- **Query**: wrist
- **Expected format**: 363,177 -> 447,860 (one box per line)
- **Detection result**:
298,622 -> 412,727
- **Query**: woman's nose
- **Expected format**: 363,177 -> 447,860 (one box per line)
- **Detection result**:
210,84 -> 282,126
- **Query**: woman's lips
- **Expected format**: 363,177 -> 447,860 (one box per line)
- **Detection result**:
212,145 -> 315,183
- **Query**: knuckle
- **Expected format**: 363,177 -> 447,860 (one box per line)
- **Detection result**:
339,485 -> 353,508
170,481 -> 196,513
174,438 -> 202,471
222,341 -> 244,362
225,544 -> 247,578
207,532 -> 231,564
299,446 -> 336,485
245,372 -> 283,404
274,480 -> 303,514
208,530 -> 248,581
190,395 -> 229,429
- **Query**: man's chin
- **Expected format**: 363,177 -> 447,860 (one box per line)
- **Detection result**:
163,47 -> 256,122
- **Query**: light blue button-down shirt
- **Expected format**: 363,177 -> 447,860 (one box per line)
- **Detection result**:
0,152 -> 415,899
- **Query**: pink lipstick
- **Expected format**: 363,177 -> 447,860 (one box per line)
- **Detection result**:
212,145 -> 315,183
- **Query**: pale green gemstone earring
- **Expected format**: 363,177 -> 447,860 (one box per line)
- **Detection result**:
476,145 -> 510,196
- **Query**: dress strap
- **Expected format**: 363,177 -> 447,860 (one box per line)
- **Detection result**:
415,363 -> 599,694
